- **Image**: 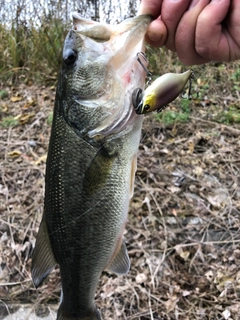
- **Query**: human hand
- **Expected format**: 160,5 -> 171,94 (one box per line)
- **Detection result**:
138,0 -> 240,65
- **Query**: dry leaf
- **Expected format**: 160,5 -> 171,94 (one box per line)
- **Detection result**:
217,278 -> 234,291
207,191 -> 228,208
43,94 -> 50,100
222,309 -> 231,320
22,99 -> 36,108
0,103 -> 8,112
193,166 -> 203,178
165,295 -> 178,312
175,245 -> 190,261
10,96 -> 23,102
35,154 -> 47,165
136,273 -> 147,284
19,113 -> 35,125
182,290 -> 191,297
8,150 -> 22,158
188,141 -> 195,154
169,186 -> 181,194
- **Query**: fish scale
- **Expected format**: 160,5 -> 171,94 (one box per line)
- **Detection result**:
48,115 -> 136,313
31,14 -> 152,320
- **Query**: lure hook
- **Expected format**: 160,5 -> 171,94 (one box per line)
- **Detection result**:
157,105 -> 167,113
182,69 -> 196,99
136,52 -> 152,85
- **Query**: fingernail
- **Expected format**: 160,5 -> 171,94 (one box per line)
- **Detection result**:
148,30 -> 164,42
189,0 -> 201,9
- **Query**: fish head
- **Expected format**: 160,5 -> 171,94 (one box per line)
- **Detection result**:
59,14 -> 152,142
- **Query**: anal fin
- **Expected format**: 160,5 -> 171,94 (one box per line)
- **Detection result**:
31,218 -> 57,288
106,241 -> 130,275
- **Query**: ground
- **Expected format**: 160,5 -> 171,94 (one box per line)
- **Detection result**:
0,60 -> 240,319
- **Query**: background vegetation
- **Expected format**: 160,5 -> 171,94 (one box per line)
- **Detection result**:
0,0 -> 137,84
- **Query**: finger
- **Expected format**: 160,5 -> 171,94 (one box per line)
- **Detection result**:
227,0 -> 240,61
161,0 -> 192,51
145,17 -> 168,47
195,0 -> 231,62
175,0 -> 211,65
138,0 -> 166,47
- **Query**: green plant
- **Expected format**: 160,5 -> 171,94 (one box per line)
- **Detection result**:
0,116 -> 19,127
180,98 -> 190,114
0,18 -> 67,84
155,95 -> 191,125
155,109 -> 190,125
0,90 -> 8,99
46,112 -> 53,125
231,68 -> 240,81
214,109 -> 240,124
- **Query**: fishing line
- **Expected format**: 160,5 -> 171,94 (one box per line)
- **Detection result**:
49,143 -> 112,236
49,188 -> 112,236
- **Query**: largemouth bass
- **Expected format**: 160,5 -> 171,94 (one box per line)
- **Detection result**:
31,14 -> 152,320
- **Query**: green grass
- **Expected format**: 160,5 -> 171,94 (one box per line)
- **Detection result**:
0,19 -> 67,84
0,90 -> 8,99
0,116 -> 19,127
46,112 -> 53,125
214,108 -> 240,124
231,67 -> 240,81
155,97 -> 191,125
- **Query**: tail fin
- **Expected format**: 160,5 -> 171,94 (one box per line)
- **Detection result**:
57,304 -> 101,320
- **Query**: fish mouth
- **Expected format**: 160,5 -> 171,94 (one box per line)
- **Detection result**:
71,14 -> 152,140
74,52 -> 147,141
73,82 -> 139,140
87,91 -> 140,140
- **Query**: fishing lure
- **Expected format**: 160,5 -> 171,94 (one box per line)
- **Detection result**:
133,53 -> 194,114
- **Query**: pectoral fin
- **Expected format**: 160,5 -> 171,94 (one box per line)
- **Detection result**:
83,146 -> 117,195
106,241 -> 130,275
31,218 -> 57,288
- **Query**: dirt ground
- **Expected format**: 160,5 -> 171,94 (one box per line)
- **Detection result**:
0,61 -> 240,319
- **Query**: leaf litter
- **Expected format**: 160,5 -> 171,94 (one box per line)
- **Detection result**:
1,61 -> 240,319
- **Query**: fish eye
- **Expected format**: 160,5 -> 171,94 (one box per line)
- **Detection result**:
63,49 -> 77,65
143,104 -> 150,112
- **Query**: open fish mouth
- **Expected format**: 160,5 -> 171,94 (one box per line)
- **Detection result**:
64,13 -> 152,140
83,84 -> 141,139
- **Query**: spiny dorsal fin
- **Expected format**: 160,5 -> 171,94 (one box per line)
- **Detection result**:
106,241 -> 130,275
31,218 -> 57,288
